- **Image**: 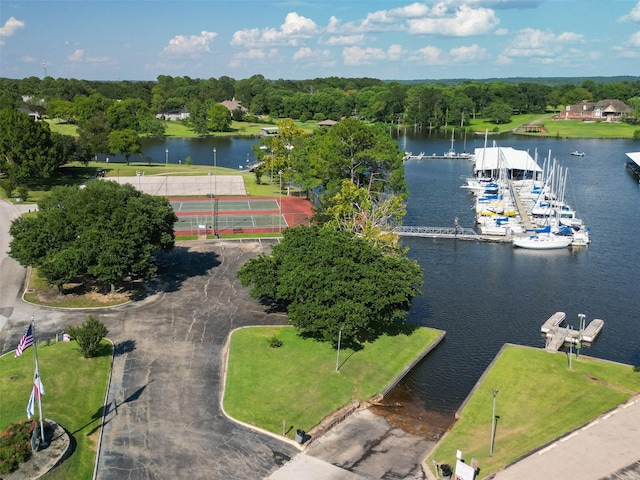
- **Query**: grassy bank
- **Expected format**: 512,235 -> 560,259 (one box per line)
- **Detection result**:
425,345 -> 640,478
0,341 -> 112,479
223,325 -> 441,440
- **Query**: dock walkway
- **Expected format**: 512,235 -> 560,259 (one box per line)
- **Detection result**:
541,312 -> 604,352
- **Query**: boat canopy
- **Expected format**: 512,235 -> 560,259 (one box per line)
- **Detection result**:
625,152 -> 640,167
473,146 -> 543,179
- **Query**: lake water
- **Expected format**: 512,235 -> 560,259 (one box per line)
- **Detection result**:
111,131 -> 640,435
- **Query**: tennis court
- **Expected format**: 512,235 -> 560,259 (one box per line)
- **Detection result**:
171,196 -> 313,236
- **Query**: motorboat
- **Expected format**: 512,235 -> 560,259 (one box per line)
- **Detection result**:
570,151 -> 585,156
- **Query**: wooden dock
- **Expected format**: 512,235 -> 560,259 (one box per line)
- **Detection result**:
392,226 -> 512,243
541,312 -> 604,352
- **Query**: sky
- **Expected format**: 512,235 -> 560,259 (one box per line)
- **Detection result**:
1,0 -> 640,81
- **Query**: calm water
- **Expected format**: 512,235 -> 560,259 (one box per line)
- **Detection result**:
109,131 -> 640,428
390,130 -> 640,428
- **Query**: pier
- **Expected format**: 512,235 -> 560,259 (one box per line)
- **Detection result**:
392,225 -> 512,243
541,312 -> 604,352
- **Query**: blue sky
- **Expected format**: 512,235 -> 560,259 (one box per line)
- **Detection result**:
1,0 -> 639,81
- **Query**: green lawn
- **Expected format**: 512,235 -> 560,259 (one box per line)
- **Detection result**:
426,345 -> 640,478
468,114 -> 552,134
527,118 -> 639,138
0,341 -> 112,479
223,325 -> 442,440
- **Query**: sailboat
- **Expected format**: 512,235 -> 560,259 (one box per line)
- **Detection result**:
444,127 -> 474,159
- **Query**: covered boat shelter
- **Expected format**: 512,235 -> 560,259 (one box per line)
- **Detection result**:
472,146 -> 543,181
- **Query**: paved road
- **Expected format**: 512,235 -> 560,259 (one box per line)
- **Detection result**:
492,395 -> 640,480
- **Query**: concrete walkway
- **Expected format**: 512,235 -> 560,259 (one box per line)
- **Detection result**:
492,395 -> 640,480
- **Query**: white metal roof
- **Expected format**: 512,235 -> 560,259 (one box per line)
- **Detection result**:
626,152 -> 640,167
472,146 -> 542,173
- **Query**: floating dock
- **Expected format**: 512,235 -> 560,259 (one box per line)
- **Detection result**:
541,312 -> 604,352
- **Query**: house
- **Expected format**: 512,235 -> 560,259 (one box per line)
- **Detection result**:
563,99 -> 631,121
17,107 -> 40,121
220,99 -> 248,114
155,108 -> 190,121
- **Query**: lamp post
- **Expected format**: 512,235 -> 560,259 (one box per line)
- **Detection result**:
335,326 -> 344,372
165,148 -> 169,196
213,148 -> 217,236
490,388 -> 498,457
278,170 -> 283,232
208,171 -> 213,236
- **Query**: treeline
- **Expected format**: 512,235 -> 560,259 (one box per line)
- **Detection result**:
2,75 -> 640,129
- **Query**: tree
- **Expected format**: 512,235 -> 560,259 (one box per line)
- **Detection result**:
108,129 -> 142,165
78,114 -> 110,161
66,315 -> 109,358
9,180 -> 177,292
0,109 -> 59,182
237,225 -> 422,347
207,103 -> 232,132
484,100 -> 513,124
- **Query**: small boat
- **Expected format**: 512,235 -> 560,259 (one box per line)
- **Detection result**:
570,151 -> 585,157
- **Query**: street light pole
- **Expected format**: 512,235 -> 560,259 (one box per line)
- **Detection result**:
335,326 -> 344,372
213,148 -> 217,236
490,388 -> 498,457
165,148 -> 169,196
278,170 -> 283,232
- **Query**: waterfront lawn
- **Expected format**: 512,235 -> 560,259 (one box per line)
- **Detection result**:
223,325 -> 441,440
533,119 -> 638,138
426,345 -> 640,478
468,114 -> 552,134
0,340 -> 111,479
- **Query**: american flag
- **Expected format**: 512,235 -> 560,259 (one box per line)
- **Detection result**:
15,324 -> 34,358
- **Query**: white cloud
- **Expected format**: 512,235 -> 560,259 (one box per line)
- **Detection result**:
408,45 -> 444,65
342,46 -> 387,65
293,47 -> 330,61
0,16 -> 25,44
162,31 -> 217,57
0,16 -> 25,37
231,12 -> 317,47
628,30 -> 640,47
228,48 -> 279,69
407,5 -> 499,36
325,35 -> 365,46
450,44 -> 488,63
502,28 -> 584,59
387,44 -> 404,61
618,1 -> 640,22
67,49 -> 110,64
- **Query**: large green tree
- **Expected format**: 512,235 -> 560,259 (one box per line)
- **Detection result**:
0,109 -> 59,182
9,180 -> 177,292
108,129 -> 142,165
207,103 -> 232,132
237,225 -> 422,347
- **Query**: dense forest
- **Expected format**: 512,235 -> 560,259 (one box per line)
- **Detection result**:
2,75 -> 639,131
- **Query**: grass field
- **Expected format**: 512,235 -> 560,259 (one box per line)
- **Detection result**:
0,340 -> 112,479
425,345 -> 640,478
223,325 -> 442,440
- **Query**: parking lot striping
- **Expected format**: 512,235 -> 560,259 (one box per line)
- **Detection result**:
560,432 -> 579,443
602,410 -> 618,420
581,421 -> 598,431
537,443 -> 557,455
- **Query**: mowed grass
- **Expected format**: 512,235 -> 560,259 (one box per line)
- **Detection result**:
0,340 -> 112,479
529,119 -> 639,138
224,325 -> 441,439
426,345 -> 640,478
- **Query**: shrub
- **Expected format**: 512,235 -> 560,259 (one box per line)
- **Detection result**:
66,315 -> 109,358
0,420 -> 34,474
633,129 -> 640,140
267,335 -> 283,349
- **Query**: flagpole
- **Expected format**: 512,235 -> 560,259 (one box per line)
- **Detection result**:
32,316 -> 46,446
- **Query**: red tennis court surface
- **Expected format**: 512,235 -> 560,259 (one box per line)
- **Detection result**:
171,196 -> 314,236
